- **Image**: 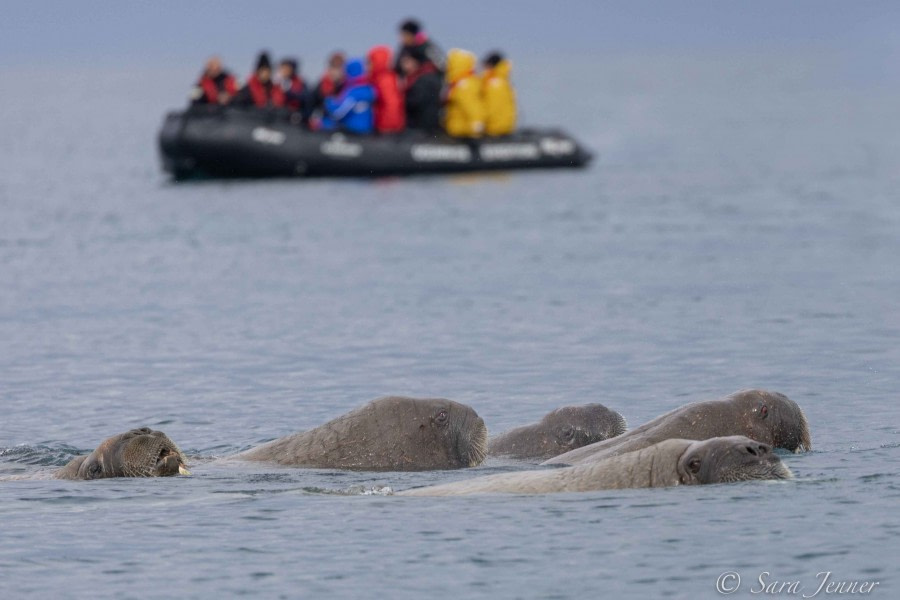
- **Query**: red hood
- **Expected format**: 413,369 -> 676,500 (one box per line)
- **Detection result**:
367,45 -> 392,74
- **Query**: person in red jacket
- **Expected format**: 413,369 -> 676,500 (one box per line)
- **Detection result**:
313,52 -> 346,111
367,45 -> 405,133
233,52 -> 284,109
190,56 -> 238,105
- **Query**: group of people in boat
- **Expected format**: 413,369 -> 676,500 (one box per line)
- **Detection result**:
189,18 -> 517,138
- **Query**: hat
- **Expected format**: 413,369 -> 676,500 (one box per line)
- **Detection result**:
256,51 -> 272,71
399,18 -> 421,35
345,58 -> 366,80
483,51 -> 504,68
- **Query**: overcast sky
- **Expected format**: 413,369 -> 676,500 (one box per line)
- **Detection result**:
1,1 -> 898,87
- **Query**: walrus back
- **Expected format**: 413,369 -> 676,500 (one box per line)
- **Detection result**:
235,397 -> 475,470
401,440 -> 690,496
487,424 -> 543,459
237,403 -> 381,468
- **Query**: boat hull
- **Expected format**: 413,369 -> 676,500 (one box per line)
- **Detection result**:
158,107 -> 593,179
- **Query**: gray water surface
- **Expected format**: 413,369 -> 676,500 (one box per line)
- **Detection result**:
1,51 -> 899,599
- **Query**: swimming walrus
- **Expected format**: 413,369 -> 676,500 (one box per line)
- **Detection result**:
235,396 -> 489,471
400,436 -> 792,496
542,389 -> 811,466
55,427 -> 189,480
487,404 -> 627,461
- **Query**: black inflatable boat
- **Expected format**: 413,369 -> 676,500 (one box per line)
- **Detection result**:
158,107 -> 593,179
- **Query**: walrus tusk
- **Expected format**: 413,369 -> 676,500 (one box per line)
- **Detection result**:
178,464 -> 192,475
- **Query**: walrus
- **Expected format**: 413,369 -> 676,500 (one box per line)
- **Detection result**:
235,396 -> 489,471
487,404 -> 627,461
542,389 -> 811,466
400,436 -> 792,496
55,427 -> 189,480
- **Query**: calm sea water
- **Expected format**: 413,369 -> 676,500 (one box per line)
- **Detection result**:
1,52 -> 899,599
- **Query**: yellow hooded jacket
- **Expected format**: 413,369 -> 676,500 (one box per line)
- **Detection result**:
443,49 -> 484,137
481,59 -> 516,136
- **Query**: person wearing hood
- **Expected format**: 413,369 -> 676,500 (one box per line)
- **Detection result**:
398,47 -> 441,132
320,58 -> 375,134
394,18 -> 446,76
443,48 -> 484,138
481,51 -> 517,136
190,56 -> 238,105
278,58 -> 312,121
233,52 -> 285,108
367,45 -> 405,133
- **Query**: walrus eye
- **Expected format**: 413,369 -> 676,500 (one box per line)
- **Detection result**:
88,463 -> 103,479
688,458 -> 701,474
434,410 -> 449,427
560,426 -> 575,441
760,405 -> 769,419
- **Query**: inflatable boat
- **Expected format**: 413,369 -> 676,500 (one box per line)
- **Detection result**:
158,107 -> 593,179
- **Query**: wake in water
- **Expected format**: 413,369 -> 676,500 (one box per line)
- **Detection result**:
302,484 -> 395,496
0,444 -> 81,480
0,444 -> 82,466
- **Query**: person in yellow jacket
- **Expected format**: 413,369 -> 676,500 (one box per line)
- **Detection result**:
481,51 -> 516,136
443,49 -> 484,137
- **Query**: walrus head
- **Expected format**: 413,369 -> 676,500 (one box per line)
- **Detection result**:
726,390 -> 812,453
489,404 -> 627,460
56,428 -> 189,480
542,404 -> 627,453
677,436 -> 793,485
397,397 -> 488,469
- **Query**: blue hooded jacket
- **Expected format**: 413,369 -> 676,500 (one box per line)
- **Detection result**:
322,59 -> 375,134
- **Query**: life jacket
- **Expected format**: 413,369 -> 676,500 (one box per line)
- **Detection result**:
247,75 -> 285,108
317,73 -> 347,98
403,62 -> 437,90
283,75 -> 305,110
285,75 -> 304,94
199,72 -> 238,104
319,76 -> 336,97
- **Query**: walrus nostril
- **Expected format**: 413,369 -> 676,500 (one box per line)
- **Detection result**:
757,444 -> 769,455
745,445 -> 758,456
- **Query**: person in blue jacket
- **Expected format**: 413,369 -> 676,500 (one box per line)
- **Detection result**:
320,58 -> 375,134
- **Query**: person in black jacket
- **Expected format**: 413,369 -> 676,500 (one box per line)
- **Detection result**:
399,48 -> 442,132
278,58 -> 313,123
394,18 -> 446,77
